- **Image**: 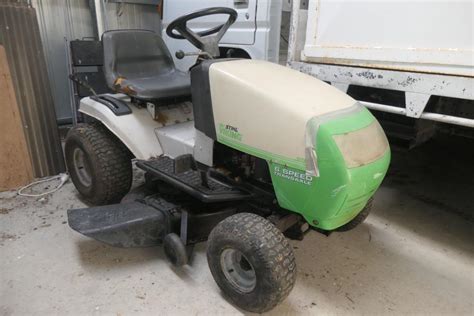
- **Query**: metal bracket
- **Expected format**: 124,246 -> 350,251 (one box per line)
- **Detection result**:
405,92 -> 431,118
180,210 -> 188,245
331,82 -> 350,94
173,154 -> 196,174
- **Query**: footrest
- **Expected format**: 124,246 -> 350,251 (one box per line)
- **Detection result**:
136,157 -> 252,203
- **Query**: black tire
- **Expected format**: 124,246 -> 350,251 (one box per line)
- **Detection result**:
163,233 -> 188,267
207,213 -> 296,313
65,123 -> 132,205
336,198 -> 373,232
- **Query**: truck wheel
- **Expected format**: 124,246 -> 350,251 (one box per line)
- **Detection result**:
336,198 -> 373,232
207,213 -> 296,313
65,123 -> 132,205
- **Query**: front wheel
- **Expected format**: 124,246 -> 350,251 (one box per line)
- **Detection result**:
65,123 -> 132,205
207,213 -> 296,313
336,198 -> 373,232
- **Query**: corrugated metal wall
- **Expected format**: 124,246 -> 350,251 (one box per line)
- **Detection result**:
105,1 -> 162,31
0,1 -> 66,177
33,0 -> 94,123
32,0 -> 162,123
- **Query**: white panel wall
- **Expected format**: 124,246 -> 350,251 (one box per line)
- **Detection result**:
302,0 -> 473,76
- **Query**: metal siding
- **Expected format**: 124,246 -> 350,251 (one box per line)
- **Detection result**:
33,0 -> 93,122
0,2 -> 66,177
302,0 -> 473,77
32,0 -> 161,122
105,2 -> 161,32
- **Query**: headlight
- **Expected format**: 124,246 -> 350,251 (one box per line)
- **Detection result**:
333,120 -> 389,168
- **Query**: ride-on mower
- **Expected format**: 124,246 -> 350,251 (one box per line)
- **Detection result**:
66,7 -> 390,313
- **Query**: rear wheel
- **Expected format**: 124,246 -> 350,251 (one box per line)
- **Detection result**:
336,198 -> 373,231
65,123 -> 132,205
207,213 -> 296,313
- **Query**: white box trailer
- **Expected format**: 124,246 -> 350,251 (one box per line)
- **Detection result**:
287,0 -> 474,144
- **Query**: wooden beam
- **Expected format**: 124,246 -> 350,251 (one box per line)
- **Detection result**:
0,45 -> 34,191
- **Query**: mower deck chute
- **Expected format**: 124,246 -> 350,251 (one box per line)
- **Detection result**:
68,202 -> 167,247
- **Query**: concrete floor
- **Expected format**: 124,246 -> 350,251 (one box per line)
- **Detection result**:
1,136 -> 473,315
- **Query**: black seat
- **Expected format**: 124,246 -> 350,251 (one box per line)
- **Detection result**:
102,30 -> 191,101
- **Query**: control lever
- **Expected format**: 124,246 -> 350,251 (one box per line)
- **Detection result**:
69,74 -> 97,96
175,50 -> 213,60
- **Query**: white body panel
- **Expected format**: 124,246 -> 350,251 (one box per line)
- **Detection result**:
155,122 -> 215,166
302,0 -> 473,76
155,121 -> 195,159
79,95 -> 194,160
80,95 -> 163,159
209,60 -> 355,161
162,0 -> 282,71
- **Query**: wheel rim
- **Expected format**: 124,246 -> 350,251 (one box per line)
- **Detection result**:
220,248 -> 256,293
73,147 -> 92,187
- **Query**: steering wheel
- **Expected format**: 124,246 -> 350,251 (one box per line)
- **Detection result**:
166,7 -> 238,58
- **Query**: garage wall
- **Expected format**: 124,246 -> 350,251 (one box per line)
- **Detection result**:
0,1 -> 65,178
32,0 -> 162,123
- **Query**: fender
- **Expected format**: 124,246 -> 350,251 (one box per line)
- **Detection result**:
79,94 -> 163,159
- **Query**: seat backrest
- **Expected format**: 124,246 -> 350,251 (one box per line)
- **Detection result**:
70,40 -> 103,67
102,30 -> 176,90
70,40 -> 110,97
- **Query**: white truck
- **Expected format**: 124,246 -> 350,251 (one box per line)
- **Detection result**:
162,0 -> 283,71
287,0 -> 473,146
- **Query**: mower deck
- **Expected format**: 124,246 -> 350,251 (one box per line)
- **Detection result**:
68,201 -> 168,247
67,191 -> 242,248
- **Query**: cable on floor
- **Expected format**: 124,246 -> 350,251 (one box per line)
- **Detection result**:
17,173 -> 70,197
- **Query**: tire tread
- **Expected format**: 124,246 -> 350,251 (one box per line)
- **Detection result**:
207,213 -> 296,313
336,198 -> 373,232
65,122 -> 132,204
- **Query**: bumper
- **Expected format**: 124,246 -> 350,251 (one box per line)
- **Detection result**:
315,149 -> 391,230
